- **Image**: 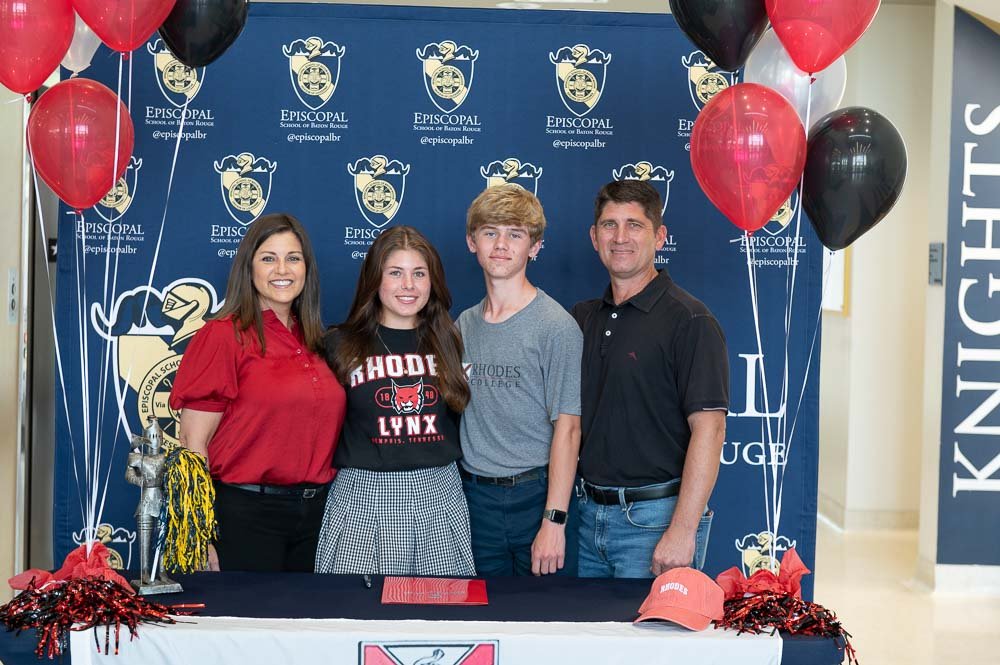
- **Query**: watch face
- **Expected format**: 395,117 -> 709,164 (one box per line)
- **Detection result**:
546,509 -> 568,525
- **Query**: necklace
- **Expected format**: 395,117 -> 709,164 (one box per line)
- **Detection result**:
375,328 -> 393,355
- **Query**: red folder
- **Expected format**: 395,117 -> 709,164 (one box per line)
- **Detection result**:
381,577 -> 488,605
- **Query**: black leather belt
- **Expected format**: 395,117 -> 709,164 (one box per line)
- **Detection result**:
459,466 -> 547,487
223,482 -> 328,499
581,480 -> 679,505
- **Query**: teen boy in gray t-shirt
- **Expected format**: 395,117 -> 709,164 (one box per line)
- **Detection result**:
458,184 -> 582,577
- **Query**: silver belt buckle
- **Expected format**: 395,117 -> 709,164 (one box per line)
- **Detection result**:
302,488 -> 317,499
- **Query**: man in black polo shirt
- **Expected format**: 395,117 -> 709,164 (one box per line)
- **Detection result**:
571,180 -> 729,578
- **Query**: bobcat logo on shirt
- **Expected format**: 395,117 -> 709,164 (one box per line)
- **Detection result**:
391,378 -> 424,414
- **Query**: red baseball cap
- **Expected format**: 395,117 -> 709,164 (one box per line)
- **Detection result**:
634,567 -> 725,631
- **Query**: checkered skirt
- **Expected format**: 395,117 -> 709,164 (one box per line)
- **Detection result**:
314,462 -> 476,576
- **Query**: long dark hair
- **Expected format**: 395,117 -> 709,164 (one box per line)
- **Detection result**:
331,226 -> 470,413
213,213 -> 324,354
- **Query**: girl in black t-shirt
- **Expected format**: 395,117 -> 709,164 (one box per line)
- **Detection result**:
315,226 -> 474,576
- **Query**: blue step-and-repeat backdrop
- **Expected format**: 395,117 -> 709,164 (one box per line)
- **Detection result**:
54,2 -> 823,593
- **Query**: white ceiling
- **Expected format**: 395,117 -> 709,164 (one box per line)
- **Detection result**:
265,0 -> 933,13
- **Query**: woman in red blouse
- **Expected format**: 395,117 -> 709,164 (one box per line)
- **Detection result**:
169,213 -> 346,572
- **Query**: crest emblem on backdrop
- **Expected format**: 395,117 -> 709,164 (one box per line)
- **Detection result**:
348,155 -> 410,229
213,153 -> 278,226
283,37 -> 345,110
72,523 -> 136,570
416,40 -> 479,113
612,161 -> 674,216
735,531 -> 797,576
91,279 -> 222,447
94,156 -> 143,223
681,49 -> 737,112
480,158 -> 543,196
147,39 -> 205,108
760,189 -> 800,237
549,44 -> 612,117
360,642 -> 498,665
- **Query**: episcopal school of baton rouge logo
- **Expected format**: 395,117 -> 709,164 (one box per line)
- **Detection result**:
94,156 -> 142,222
681,50 -> 736,112
416,41 -> 479,113
735,531 -> 797,576
214,152 -> 277,226
360,641 -> 498,665
480,158 -> 542,195
72,523 -> 136,570
90,278 -> 222,447
612,161 -> 673,215
549,44 -> 611,117
283,37 -> 345,110
147,39 -> 205,107
348,155 -> 410,229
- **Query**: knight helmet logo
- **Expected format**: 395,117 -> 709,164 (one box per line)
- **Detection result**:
549,44 -> 612,117
681,50 -> 737,112
214,152 -> 278,226
612,161 -> 674,216
283,37 -> 345,110
480,158 -> 543,196
735,531 -> 797,576
760,189 -> 801,237
416,40 -> 479,113
147,39 -> 205,108
348,155 -> 410,229
91,278 -> 222,446
95,156 -> 143,223
73,523 -> 136,570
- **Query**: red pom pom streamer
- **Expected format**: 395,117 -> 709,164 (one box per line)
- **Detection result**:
714,591 -> 858,664
0,577 -> 202,659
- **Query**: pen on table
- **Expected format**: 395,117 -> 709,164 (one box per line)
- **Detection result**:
363,574 -> 372,589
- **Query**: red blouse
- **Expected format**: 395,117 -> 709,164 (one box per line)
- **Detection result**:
169,310 -> 346,485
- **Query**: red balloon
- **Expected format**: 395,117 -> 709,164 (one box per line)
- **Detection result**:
766,0 -> 880,74
0,0 -> 74,95
72,0 -> 177,52
27,78 -> 135,210
690,83 -> 806,234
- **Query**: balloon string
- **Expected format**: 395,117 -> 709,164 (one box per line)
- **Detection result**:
28,149 -> 87,533
140,96 -> 189,326
773,77 -> 815,535
744,235 -> 778,571
74,208 -> 95,552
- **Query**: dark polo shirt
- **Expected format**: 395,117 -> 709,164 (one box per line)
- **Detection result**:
571,270 -> 729,487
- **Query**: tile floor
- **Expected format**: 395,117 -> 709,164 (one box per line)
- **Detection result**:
813,519 -> 1000,665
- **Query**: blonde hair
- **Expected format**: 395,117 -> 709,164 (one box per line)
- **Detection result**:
466,184 -> 546,244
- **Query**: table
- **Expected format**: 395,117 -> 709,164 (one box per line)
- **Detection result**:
0,574 -> 847,665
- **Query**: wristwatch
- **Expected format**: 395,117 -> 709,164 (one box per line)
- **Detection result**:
542,508 -> 568,525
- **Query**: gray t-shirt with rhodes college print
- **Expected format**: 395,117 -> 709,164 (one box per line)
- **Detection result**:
457,289 -> 582,477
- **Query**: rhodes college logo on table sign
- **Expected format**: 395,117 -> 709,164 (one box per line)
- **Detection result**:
72,523 -> 136,570
147,39 -> 205,108
360,641 -> 498,665
549,44 -> 611,118
348,155 -> 410,229
480,158 -> 542,195
91,278 -> 222,448
283,36 -> 345,111
735,531 -> 797,576
416,40 -> 479,113
94,156 -> 142,224
681,50 -> 736,113
213,152 -> 277,226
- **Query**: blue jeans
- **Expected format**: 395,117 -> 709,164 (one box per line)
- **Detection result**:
576,479 -> 713,578
462,471 -> 578,577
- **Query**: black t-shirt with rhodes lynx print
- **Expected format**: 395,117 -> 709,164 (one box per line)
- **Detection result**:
323,327 -> 461,472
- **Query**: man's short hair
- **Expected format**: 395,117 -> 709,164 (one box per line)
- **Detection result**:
593,180 -> 663,231
467,184 -> 546,245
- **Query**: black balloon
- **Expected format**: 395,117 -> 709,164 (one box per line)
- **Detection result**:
802,107 -> 907,251
668,0 -> 769,71
159,0 -> 249,68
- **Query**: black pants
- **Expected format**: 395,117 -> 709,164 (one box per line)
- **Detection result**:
213,481 -> 328,572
